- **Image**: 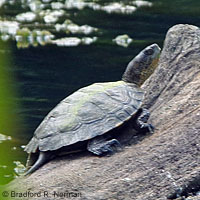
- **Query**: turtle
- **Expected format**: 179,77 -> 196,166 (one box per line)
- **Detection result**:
24,43 -> 161,175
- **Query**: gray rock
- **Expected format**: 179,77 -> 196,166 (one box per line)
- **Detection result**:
7,24 -> 200,200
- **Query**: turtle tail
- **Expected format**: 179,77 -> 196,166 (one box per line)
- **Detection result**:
24,152 -> 52,176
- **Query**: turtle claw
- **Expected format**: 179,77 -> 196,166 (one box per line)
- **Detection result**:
87,138 -> 122,156
140,123 -> 154,134
148,124 -> 154,134
108,139 -> 122,148
102,139 -> 122,154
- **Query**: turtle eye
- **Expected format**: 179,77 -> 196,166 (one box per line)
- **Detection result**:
144,48 -> 154,55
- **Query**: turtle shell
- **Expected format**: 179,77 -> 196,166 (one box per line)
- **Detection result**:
25,81 -> 144,153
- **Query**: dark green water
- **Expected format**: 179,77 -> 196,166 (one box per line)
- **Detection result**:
0,0 -> 200,184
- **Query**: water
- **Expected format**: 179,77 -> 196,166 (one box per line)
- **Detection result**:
0,0 -> 200,185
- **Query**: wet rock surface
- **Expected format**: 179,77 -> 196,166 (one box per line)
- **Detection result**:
7,24 -> 200,200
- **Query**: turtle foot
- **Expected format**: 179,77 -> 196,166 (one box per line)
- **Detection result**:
87,137 -> 122,156
135,108 -> 154,134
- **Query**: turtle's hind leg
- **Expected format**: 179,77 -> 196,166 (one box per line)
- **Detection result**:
87,135 -> 122,156
135,108 -> 154,134
24,151 -> 54,176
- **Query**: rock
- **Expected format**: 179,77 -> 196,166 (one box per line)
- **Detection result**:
6,24 -> 200,200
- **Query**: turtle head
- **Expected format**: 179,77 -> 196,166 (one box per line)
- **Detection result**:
122,43 -> 161,85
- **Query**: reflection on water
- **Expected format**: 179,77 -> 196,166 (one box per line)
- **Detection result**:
0,0 -> 200,184
113,34 -> 133,47
0,133 -> 11,143
16,28 -> 54,48
0,0 -> 153,48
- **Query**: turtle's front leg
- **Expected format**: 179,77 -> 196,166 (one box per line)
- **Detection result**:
135,108 -> 154,134
87,135 -> 122,156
